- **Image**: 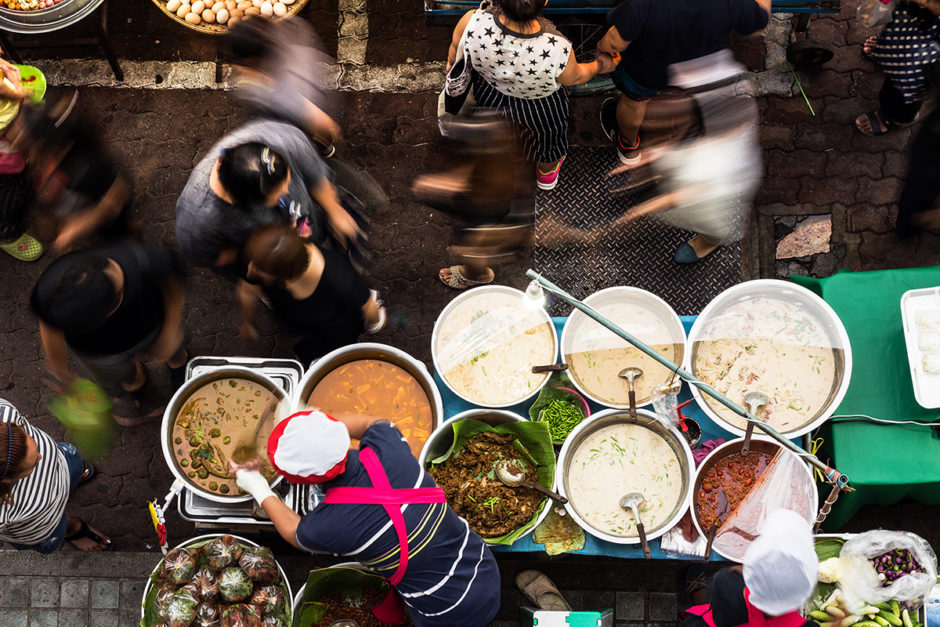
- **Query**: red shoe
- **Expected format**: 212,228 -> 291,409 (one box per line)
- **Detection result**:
536,156 -> 566,191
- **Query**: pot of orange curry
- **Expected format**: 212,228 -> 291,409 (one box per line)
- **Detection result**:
292,343 -> 443,458
161,367 -> 291,503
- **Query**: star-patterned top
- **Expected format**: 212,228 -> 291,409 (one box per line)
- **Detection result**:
464,9 -> 571,100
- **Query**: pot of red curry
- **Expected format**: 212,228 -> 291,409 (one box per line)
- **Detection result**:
293,343 -> 444,458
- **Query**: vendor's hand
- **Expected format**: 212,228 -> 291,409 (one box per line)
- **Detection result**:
595,51 -> 619,74
235,468 -> 277,506
327,209 -> 361,249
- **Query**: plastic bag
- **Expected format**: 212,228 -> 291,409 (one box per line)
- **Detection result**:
160,547 -> 200,586
250,585 -> 286,617
239,546 -> 279,584
857,0 -> 893,28
838,530 -> 937,611
205,535 -> 244,570
219,567 -> 254,603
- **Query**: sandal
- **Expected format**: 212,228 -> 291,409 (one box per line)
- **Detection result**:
438,265 -> 495,290
685,563 -> 709,605
516,570 -> 572,611
112,391 -> 164,427
64,519 -> 113,552
0,232 -> 43,262
78,462 -> 96,485
855,110 -> 918,136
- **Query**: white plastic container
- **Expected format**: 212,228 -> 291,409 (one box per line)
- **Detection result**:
900,286 -> 940,408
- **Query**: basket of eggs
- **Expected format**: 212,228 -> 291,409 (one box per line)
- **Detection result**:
151,0 -> 307,34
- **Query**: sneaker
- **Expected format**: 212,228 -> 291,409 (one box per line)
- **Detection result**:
536,156 -> 566,191
600,97 -> 641,164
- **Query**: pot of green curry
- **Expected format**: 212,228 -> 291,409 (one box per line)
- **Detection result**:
161,367 -> 291,503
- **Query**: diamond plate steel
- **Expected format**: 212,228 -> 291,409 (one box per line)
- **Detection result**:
535,146 -> 742,316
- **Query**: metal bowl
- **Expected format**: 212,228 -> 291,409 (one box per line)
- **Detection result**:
0,0 -> 102,33
149,0 -> 310,35
689,436 -> 818,562
685,279 -> 852,438
556,408 -> 694,545
293,342 -> 443,456
141,533 -> 293,621
162,366 -> 290,504
419,409 -> 554,544
561,286 -> 686,410
431,285 -> 557,408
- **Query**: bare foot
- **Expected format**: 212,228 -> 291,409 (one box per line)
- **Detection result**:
855,111 -> 888,136
65,517 -> 112,552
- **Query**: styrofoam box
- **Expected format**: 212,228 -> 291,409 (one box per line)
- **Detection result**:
901,287 -> 940,409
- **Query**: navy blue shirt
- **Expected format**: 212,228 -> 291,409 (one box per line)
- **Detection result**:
296,422 -> 500,627
608,0 -> 769,90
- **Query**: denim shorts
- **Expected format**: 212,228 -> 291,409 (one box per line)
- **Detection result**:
612,67 -> 657,101
9,442 -> 83,554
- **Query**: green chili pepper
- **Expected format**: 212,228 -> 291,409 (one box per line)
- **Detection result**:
538,399 -> 584,442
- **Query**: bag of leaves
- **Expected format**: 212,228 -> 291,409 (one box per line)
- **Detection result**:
219,566 -> 254,602
160,547 -> 200,585
164,586 -> 199,627
194,568 -> 221,603
239,546 -> 278,584
249,585 -> 285,617
205,535 -> 244,570
220,603 -> 262,627
154,583 -> 177,618
193,602 -> 221,627
260,615 -> 287,627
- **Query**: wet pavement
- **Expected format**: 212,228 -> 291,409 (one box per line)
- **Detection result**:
1,0 -> 939,625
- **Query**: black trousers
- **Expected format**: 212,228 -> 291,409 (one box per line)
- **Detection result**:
897,108 -> 940,235
880,79 -> 923,125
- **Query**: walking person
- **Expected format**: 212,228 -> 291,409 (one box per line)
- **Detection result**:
232,410 -> 501,626
446,0 -> 618,191
596,0 -> 769,163
0,399 -> 112,553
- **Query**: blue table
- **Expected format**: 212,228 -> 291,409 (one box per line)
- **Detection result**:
434,316 -> 740,559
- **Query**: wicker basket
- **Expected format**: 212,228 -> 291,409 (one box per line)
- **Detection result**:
149,0 -> 309,35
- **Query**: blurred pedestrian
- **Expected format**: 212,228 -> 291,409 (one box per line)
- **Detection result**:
446,0 -> 618,190
31,239 -> 187,426
897,78 -> 940,235
175,124 -> 362,275
856,0 -> 940,136
8,100 -> 132,254
238,223 -> 385,364
596,0 -> 768,163
0,399 -> 112,553
227,16 -> 341,157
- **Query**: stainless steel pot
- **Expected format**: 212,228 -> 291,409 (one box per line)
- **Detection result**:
161,366 -> 291,504
0,0 -> 104,34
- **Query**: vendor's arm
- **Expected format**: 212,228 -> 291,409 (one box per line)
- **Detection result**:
53,176 -> 130,253
557,49 -> 619,87
38,321 -> 75,388
309,176 -> 359,247
447,10 -> 475,70
260,496 -> 304,550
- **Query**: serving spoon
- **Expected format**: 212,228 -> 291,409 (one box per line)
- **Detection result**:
330,621 -> 360,627
740,390 -> 769,455
495,461 -> 568,504
703,488 -> 729,561
618,367 -> 644,423
619,491 -> 651,559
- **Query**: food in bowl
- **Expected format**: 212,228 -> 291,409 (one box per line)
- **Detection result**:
306,359 -> 433,457
696,450 -> 772,531
172,378 -> 279,496
692,296 -> 844,432
566,423 -> 683,538
435,289 -> 555,406
3,0 -> 67,10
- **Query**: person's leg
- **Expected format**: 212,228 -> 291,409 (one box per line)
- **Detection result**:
56,442 -> 85,490
897,118 -> 940,235
879,79 -> 922,125
617,94 -> 648,147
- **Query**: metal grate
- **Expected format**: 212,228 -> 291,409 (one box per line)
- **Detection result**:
534,146 -> 741,316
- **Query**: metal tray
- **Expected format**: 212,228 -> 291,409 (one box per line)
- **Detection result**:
900,287 -> 940,409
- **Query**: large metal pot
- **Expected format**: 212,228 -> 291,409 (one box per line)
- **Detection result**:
0,0 -> 103,34
556,408 -> 694,545
690,436 -> 818,562
162,366 -> 291,504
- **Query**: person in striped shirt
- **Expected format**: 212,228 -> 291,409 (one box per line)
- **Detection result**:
0,400 -> 112,552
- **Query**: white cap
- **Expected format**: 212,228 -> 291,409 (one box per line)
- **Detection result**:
743,509 -> 818,616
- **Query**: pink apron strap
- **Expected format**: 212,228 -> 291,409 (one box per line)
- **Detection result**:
685,604 -> 718,627
736,589 -> 807,627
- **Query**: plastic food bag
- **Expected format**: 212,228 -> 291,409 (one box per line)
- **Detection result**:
194,568 -> 221,603
164,587 -> 199,627
250,585 -> 286,617
193,602 -> 221,627
205,534 -> 244,570
220,603 -> 262,627
160,547 -> 200,586
839,531 -> 937,611
857,0 -> 893,27
219,567 -> 254,602
239,546 -> 279,584
651,381 -> 682,428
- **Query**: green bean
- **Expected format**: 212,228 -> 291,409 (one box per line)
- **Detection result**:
538,399 -> 584,441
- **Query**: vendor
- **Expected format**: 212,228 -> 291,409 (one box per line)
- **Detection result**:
683,509 -> 819,627
233,410 -> 501,626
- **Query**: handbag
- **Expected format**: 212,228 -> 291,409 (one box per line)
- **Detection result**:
870,3 -> 940,103
437,10 -> 479,136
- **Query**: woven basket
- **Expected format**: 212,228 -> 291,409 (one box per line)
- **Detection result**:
149,0 -> 309,35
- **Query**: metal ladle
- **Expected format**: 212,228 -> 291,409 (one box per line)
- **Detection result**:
741,391 -> 770,455
329,621 -> 360,627
619,492 -> 651,559
495,461 -> 568,504
618,367 -> 644,423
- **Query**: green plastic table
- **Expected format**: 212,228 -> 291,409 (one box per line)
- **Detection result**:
792,267 -> 940,529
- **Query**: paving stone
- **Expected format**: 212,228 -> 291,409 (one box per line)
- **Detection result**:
0,610 -> 27,626
648,592 -> 677,621
583,590 -> 616,610
57,609 -> 89,627
616,590 -> 645,620
0,578 -> 29,608
28,610 -> 58,627
29,579 -> 58,609
60,580 -> 89,609
91,580 -> 120,610
89,610 -> 121,627
120,580 -> 145,611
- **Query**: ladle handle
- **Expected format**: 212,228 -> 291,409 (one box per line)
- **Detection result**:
703,521 -> 719,561
628,389 -> 638,424
637,521 -> 651,559
530,483 -> 568,504
741,421 -> 755,455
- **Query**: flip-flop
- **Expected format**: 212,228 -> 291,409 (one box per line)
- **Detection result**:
516,570 -> 572,611
438,265 -> 495,290
78,462 -> 96,486
64,519 -> 114,552
856,110 -> 918,136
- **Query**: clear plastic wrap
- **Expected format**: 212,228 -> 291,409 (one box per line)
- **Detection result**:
857,0 -> 894,27
839,531 -> 938,611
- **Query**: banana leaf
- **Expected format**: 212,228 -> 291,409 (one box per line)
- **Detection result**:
291,567 -> 391,627
527,374 -> 589,445
428,418 -> 555,545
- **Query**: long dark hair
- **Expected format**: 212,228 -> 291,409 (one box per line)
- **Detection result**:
218,142 -> 289,209
0,423 -> 29,506
499,0 -> 544,23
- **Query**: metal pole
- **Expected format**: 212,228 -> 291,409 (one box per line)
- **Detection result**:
526,269 -> 849,489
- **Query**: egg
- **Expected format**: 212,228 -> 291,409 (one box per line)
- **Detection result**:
191,1 -> 204,13
176,3 -> 190,17
184,11 -> 201,23
202,8 -> 215,21
166,0 -> 181,11
211,1 -> 223,10
225,0 -> 235,8
230,7 -> 243,16
251,0 -> 261,6
259,0 -> 272,14
244,5 -> 260,13
216,7 -> 229,21
236,0 -> 250,7
272,1 -> 286,15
